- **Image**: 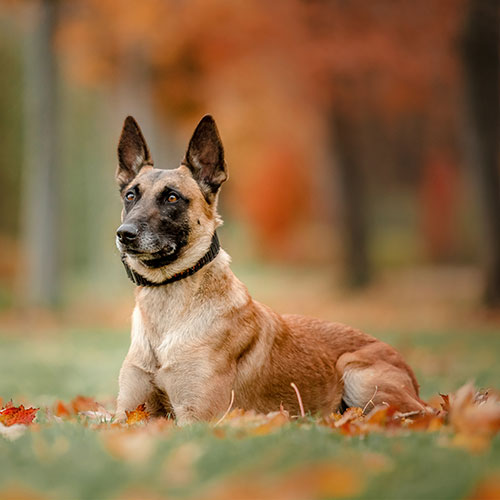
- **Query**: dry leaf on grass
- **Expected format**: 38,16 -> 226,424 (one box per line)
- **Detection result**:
448,383 -> 500,452
213,407 -> 290,437
52,397 -> 112,423
125,403 -> 150,425
54,400 -> 71,417
333,407 -> 364,428
70,395 -> 100,413
0,402 -> 38,427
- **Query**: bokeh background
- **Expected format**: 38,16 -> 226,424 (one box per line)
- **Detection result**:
0,0 -> 499,333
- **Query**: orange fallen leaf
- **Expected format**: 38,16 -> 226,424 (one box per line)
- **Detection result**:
0,402 -> 38,427
71,395 -> 100,413
406,413 -> 444,431
333,407 -> 363,429
251,411 -> 289,436
365,405 -> 392,426
125,404 -> 150,425
450,384 -> 500,433
54,400 -> 71,417
440,393 -> 450,413
446,383 -> 500,452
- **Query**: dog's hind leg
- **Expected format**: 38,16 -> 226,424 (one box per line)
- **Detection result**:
336,343 -> 427,413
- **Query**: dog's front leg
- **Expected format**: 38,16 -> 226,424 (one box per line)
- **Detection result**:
155,362 -> 234,426
115,360 -> 154,422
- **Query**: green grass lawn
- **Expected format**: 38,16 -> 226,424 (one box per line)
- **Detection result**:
0,328 -> 499,500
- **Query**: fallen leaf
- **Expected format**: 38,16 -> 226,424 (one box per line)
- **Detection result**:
440,393 -> 450,413
403,412 -> 444,431
365,405 -> 391,426
0,403 -> 38,427
71,395 -> 100,413
252,411 -> 289,436
333,407 -> 364,429
54,400 -> 71,417
125,403 -> 150,425
448,383 -> 500,451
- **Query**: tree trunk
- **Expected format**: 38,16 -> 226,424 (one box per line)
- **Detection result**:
461,0 -> 500,307
19,0 -> 61,308
330,108 -> 371,288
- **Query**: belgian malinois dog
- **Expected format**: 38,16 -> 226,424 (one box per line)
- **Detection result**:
115,115 -> 427,424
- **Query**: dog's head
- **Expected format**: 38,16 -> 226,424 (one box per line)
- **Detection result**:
115,115 -> 227,277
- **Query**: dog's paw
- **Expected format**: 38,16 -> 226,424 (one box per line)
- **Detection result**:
175,414 -> 197,427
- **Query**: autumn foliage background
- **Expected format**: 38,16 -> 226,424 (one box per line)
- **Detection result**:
0,0 -> 498,314
0,1 -> 499,499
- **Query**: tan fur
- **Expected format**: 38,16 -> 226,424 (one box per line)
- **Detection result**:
115,118 -> 427,425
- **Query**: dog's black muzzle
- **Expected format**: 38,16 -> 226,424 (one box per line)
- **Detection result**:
116,223 -> 139,244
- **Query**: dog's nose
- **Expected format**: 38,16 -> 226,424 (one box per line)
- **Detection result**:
117,223 -> 139,243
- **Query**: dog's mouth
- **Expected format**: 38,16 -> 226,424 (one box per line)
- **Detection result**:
126,245 -> 177,268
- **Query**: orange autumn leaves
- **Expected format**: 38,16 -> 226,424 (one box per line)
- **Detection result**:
54,397 -> 150,425
321,383 -> 500,453
0,401 -> 38,427
1,383 -> 499,452
125,404 -> 150,425
208,382 -> 500,452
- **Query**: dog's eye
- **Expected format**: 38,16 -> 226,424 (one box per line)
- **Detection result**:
125,191 -> 135,202
167,192 -> 179,203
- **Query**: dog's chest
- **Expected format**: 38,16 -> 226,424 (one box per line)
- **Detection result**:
132,287 -> 218,367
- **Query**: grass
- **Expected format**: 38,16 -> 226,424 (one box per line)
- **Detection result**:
0,327 -> 499,500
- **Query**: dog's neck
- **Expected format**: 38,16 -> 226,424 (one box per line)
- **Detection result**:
121,232 -> 220,287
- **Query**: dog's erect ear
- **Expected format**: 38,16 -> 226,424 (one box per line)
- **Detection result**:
184,115 -> 227,202
116,116 -> 153,191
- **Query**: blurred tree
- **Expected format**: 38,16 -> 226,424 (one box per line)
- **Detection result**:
420,151 -> 459,262
19,0 -> 62,307
330,103 -> 370,287
461,0 -> 500,307
307,0 -> 465,286
1,0 -> 488,307
0,18 -> 23,293
52,0 -> 470,283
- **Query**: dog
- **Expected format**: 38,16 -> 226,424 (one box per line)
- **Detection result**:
114,115 -> 427,424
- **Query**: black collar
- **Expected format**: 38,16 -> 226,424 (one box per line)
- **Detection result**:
121,232 -> 220,287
